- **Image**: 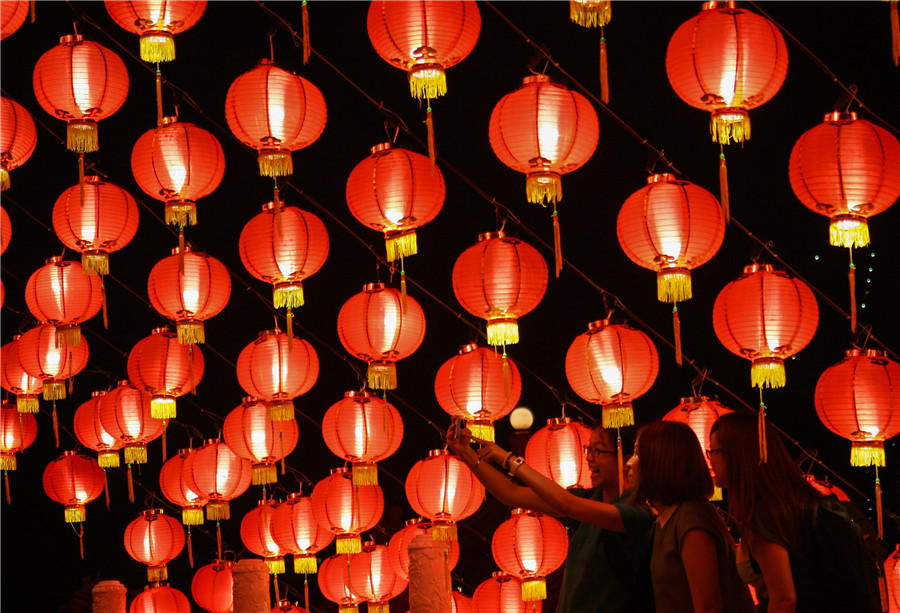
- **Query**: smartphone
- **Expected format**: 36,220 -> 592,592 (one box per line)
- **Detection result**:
448,416 -> 462,441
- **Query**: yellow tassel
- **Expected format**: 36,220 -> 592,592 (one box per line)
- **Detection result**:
851,441 -> 885,467
1,166 -> 9,191
875,473 -> 884,540
487,319 -> 519,346
44,380 -> 66,401
188,527 -> 194,568
178,321 -> 205,345
599,35 -> 609,104
182,507 -> 204,525
367,361 -> 397,390
266,558 -> 286,575
751,358 -> 786,389
287,309 -> 294,352
252,463 -> 278,485
101,281 -> 109,329
830,215 -> 869,248
401,269 -> 408,314
352,462 -> 378,486
521,577 -> 546,602
602,403 -> 634,428
259,150 -> 293,177
710,109 -> 750,145
78,153 -> 85,207
1,454 -> 14,471
431,522 -> 457,541
52,403 -> 60,448
267,400 -> 294,421
892,0 -> 899,66
336,534 -> 361,554
617,431 -> 624,495
758,402 -> 767,464
569,0 -> 611,27
56,325 -> 82,347
426,105 -> 436,165
711,485 -> 723,501
295,554 -> 318,574
848,261 -> 857,334
302,0 -> 311,65
156,70 -> 164,126
67,120 -> 98,153
410,68 -> 447,100
385,229 -> 417,261
526,172 -> 562,205
369,603 -> 389,613
98,450 -> 119,468
166,202 -> 197,227
273,282 -> 304,309
103,470 -> 110,510
673,305 -> 682,366
208,501 -> 230,521
719,153 -> 730,224
141,32 -> 175,63
151,396 -> 177,420
65,505 -> 86,523
83,251 -> 110,276
127,464 -> 134,503
552,207 -> 563,278
125,444 -> 148,465
468,421 -> 495,443
148,565 -> 168,583
17,395 -> 39,413
658,268 -> 692,303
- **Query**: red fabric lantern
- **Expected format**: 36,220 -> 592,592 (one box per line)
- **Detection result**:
272,601 -> 310,613
489,75 -> 599,206
473,572 -> 542,613
18,323 -> 90,400
182,438 -> 253,520
387,517 -> 460,582
713,264 -> 818,389
159,448 -> 206,525
666,2 -> 787,145
0,401 -> 37,471
0,1 -> 28,40
1,336 -> 44,413
52,175 -> 140,276
565,320 -> 659,428
128,327 -> 205,419
25,256 -> 102,347
348,541 -> 408,613
569,1 -> 611,27
239,202 -> 329,309
405,449 -> 484,541
225,59 -> 327,177
105,0 -> 206,63
73,391 -> 123,468
321,390 -> 403,486
42,450 -> 104,523
434,344 -> 521,442
1,205 -> 10,253
129,585 -> 191,613
451,592 -> 475,613
311,467 -> 384,554
616,174 -> 725,302
191,559 -> 233,613
345,142 -> 446,261
146,246 -> 231,345
805,475 -> 850,502
241,499 -> 288,574
524,417 -> 593,490
492,508 -> 568,601
224,397 -> 299,485
318,554 -> 365,613
367,0 -> 481,100
272,492 -> 335,574
124,508 -> 185,582
789,111 -> 900,248
663,396 -> 733,499
815,349 -> 900,467
32,34 -> 129,152
337,283 -> 426,390
131,117 -> 225,226
886,546 -> 900,613
452,232 -> 548,347
1,96 -> 37,191
98,380 -> 166,465
236,329 -> 319,420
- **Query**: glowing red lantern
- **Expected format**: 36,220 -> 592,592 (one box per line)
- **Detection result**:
367,0 -> 481,100
473,572 -> 542,613
789,111 -> 900,248
73,391 -> 123,468
124,508 -> 185,582
569,1 -> 611,27
815,349 -> 900,467
25,256 -> 102,347
434,343 -> 521,442
886,546 -> 900,613
159,448 -> 206,525
0,1 -> 28,40
311,467 -> 384,554
52,175 -> 140,275
42,450 -> 104,523
321,390 -> 403,486
224,397 -> 299,485
225,59 -> 327,177
128,327 -> 205,419
451,592 -> 475,613
32,34 -> 129,152
405,449 -> 484,540
0,401 -> 37,471
236,329 -> 319,421
1,97 -> 37,191
713,264 -> 818,389
666,2 -> 787,145
318,554 -> 365,613
663,396 -> 733,499
348,541 -> 408,613
191,559 -> 233,613
241,499 -> 288,574
387,517 -> 460,582
99,380 -> 166,467
272,601 -> 310,613
272,492 -> 335,574
0,336 -> 44,413
18,323 -> 90,400
130,585 -> 191,613
565,320 -> 659,428
239,202 -> 329,309
131,117 -> 225,227
105,0 -> 206,63
1,206 -> 9,253
616,174 -> 725,302
345,142 -> 446,262
805,475 -> 850,502
337,283 -> 426,390
524,417 -> 593,490
452,232 -> 548,347
183,439 -> 253,520
492,508 -> 568,601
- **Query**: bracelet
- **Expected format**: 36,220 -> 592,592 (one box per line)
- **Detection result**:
508,456 -> 525,477
502,451 -> 515,471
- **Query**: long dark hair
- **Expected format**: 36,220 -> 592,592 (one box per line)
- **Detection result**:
632,421 -> 713,506
710,412 -> 823,548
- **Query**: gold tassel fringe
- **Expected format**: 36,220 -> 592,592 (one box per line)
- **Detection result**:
553,207 -> 563,278
526,172 -> 562,205
302,0 -> 311,65
266,557 -> 286,575
369,603 -> 389,613
165,201 -> 197,227
751,358 -> 786,389
710,109 -> 750,145
252,463 -> 278,485
487,319 -> 519,346
830,215 -> 869,248
207,500 -> 230,521
267,400 -> 295,421
569,0 -> 611,27
16,396 -> 38,413
141,32 -> 175,63
98,450 -> 119,468
67,120 -> 98,153
1,454 -> 15,471
294,553 -> 318,574
658,268 -> 692,303
673,305 -> 682,367
599,36 -> 609,104
1,167 -> 8,191
274,283 -> 304,308
851,442 -> 885,467
352,462 -> 378,486
336,533 -> 362,554
849,262 -> 857,334
367,361 -> 397,390
124,444 -> 148,465
431,522 -> 457,541
259,150 -> 294,177
177,321 -> 205,345
602,403 -> 634,428
719,153 -> 730,224
385,230 -> 417,262
147,565 -> 168,583
426,105 -> 437,164
410,69 -> 446,100
521,577 -> 547,602
182,506 -> 204,526
55,325 -> 81,347
151,396 -> 177,419
468,421 -> 495,443
338,606 -> 359,613
711,485 -> 723,501
65,505 -> 86,523
82,251 -> 109,276
43,380 -> 66,401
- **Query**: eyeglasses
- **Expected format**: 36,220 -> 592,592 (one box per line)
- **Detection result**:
705,448 -> 723,459
582,445 -> 617,457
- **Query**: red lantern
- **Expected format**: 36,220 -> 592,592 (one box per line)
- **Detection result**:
663,396 -> 733,499
489,75 -> 599,206
225,59 -> 327,177
32,34 -> 129,152
492,508 -> 568,601
239,202 -> 329,309
348,541 -> 408,613
42,450 -> 104,523
0,1 -> 28,40
73,391 -> 123,468
272,492 -> 335,574
886,546 -> 900,613
18,323 -> 90,400
131,117 -> 225,227
473,572 -> 542,613
1,205 -> 10,253
321,390 -> 403,486
451,592 -> 475,613
565,320 -> 659,428
182,439 -> 253,520
616,174 -> 725,302
191,559 -> 233,613
815,349 -> 900,467
318,553 -> 365,613
713,264 -> 818,389
434,343 -> 522,442
311,467 -> 384,554
805,475 -> 850,502
124,508 -> 185,582
128,327 -> 205,419
569,1 -> 611,27
25,256 -> 102,347
52,175 -> 140,276
241,499 -> 288,574
272,601 -> 310,613
367,0 -> 481,100
159,448 -> 206,525
337,283 -> 426,390
223,397 -> 299,485
405,449 -> 484,541
130,585 -> 191,613
387,517 -> 460,582
345,142 -> 446,261
452,232 -> 548,347
789,111 -> 900,248
0,401 -> 37,471
1,96 -> 37,191
236,329 -> 319,421
1,336 -> 44,413
666,2 -> 787,145
99,380 -> 166,466
524,417 -> 593,490
105,0 -> 206,63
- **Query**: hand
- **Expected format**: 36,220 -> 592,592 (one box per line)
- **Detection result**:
474,439 -> 512,466
446,426 -> 473,456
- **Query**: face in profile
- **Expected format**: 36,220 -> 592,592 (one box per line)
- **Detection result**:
707,432 -> 728,489
585,427 -> 619,491
625,438 -> 640,489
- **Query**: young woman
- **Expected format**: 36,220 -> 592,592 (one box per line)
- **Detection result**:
629,420 -> 755,613
708,412 -> 882,613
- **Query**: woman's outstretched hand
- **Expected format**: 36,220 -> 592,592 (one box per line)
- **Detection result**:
475,439 -> 511,466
